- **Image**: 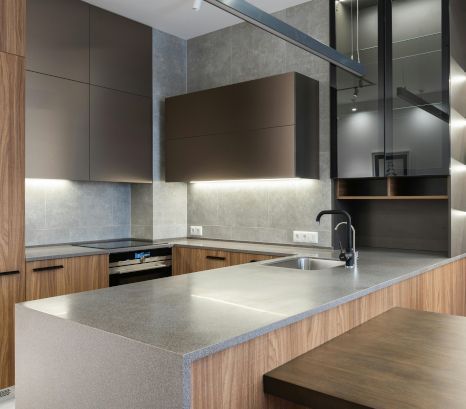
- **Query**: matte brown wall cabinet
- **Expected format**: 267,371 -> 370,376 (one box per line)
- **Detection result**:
26,72 -> 90,180
25,0 -> 152,183
90,6 -> 152,97
165,72 -> 320,182
90,86 -> 152,183
26,0 -> 90,82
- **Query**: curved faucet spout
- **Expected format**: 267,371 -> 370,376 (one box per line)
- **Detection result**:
316,210 -> 354,268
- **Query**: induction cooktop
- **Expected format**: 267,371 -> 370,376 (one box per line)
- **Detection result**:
77,239 -> 158,250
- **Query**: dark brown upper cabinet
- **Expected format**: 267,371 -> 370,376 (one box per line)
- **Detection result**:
165,72 -> 319,182
90,6 -> 152,97
26,0 -> 89,83
26,72 -> 90,181
90,86 -> 152,183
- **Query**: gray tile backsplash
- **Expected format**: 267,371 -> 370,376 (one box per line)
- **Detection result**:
131,29 -> 188,240
186,0 -> 332,247
25,179 -> 131,246
26,0 -> 333,248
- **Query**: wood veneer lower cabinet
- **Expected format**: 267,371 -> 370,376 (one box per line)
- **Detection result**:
26,255 -> 109,301
0,271 -> 24,389
172,246 -> 278,276
229,252 -> 276,265
191,258 -> 466,409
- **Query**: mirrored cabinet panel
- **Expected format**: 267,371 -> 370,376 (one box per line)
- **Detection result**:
389,0 -> 449,176
334,0 -> 382,178
332,0 -> 449,178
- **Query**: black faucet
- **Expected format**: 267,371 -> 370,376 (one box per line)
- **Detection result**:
316,210 -> 355,268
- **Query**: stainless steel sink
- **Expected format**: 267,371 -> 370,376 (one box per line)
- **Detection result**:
266,257 -> 345,270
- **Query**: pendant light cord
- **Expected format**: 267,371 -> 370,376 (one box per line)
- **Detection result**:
350,0 -> 354,60
356,0 -> 360,63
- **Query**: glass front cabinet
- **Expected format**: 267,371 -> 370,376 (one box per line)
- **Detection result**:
331,0 -> 449,178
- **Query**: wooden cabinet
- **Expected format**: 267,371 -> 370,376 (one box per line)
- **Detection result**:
26,0 -> 90,82
25,0 -> 152,184
0,53 -> 25,277
229,252 -> 275,265
26,71 -> 90,180
0,272 -> 24,390
26,255 -> 109,301
0,48 -> 25,389
0,0 -> 26,56
90,86 -> 152,183
90,6 -> 152,97
172,246 -> 278,276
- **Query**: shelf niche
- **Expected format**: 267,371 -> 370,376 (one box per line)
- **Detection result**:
336,176 -> 448,200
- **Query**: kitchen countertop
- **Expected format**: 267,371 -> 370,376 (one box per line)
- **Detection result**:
24,238 -> 323,261
20,245 -> 454,363
25,244 -> 109,261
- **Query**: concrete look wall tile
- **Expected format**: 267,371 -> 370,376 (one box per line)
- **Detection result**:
25,181 -> 132,246
187,28 -> 232,92
186,0 -> 333,247
187,184 -> 220,226
256,228 -> 288,244
151,29 -> 188,240
197,225 -> 233,241
217,184 -> 269,228
230,22 -> 287,84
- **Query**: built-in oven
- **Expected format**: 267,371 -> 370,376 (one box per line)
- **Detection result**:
108,247 -> 172,287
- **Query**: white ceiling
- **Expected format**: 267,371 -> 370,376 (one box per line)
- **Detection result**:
83,0 -> 310,39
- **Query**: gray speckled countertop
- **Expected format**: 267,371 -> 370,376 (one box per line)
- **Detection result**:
25,244 -> 108,261
20,245 -> 455,363
24,238 -> 321,261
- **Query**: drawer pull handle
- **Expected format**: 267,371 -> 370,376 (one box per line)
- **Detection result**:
206,256 -> 226,261
0,270 -> 20,276
33,265 -> 64,272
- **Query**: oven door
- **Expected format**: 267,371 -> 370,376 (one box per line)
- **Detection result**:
109,260 -> 172,287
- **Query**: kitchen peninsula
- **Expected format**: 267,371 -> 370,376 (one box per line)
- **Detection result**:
15,241 -> 465,409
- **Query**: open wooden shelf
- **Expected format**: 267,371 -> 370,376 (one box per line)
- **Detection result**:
336,176 -> 449,201
337,195 -> 448,200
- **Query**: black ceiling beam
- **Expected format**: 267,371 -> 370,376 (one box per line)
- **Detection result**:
204,0 -> 366,78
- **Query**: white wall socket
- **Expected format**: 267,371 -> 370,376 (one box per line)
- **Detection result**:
190,225 -> 203,236
293,231 -> 318,244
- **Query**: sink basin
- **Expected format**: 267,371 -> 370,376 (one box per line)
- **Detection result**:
266,257 -> 345,270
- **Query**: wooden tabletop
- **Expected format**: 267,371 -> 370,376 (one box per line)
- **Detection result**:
264,308 -> 466,409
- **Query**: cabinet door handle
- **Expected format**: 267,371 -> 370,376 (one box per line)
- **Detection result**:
0,270 -> 20,276
206,256 -> 226,261
33,265 -> 64,272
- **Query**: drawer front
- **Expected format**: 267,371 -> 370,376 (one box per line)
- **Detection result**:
229,252 -> 276,266
26,255 -> 108,301
172,247 -> 230,275
172,247 -> 281,275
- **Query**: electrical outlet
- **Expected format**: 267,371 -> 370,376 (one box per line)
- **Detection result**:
190,225 -> 203,236
293,231 -> 318,244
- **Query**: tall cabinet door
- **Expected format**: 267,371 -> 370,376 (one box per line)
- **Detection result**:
90,86 -> 152,183
0,52 -> 25,389
26,0 -> 90,82
90,6 -> 152,97
26,72 -> 90,180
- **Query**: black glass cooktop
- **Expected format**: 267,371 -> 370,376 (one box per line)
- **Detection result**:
78,239 -> 156,250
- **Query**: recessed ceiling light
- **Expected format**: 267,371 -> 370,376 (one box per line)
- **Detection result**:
352,107 -> 357,112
